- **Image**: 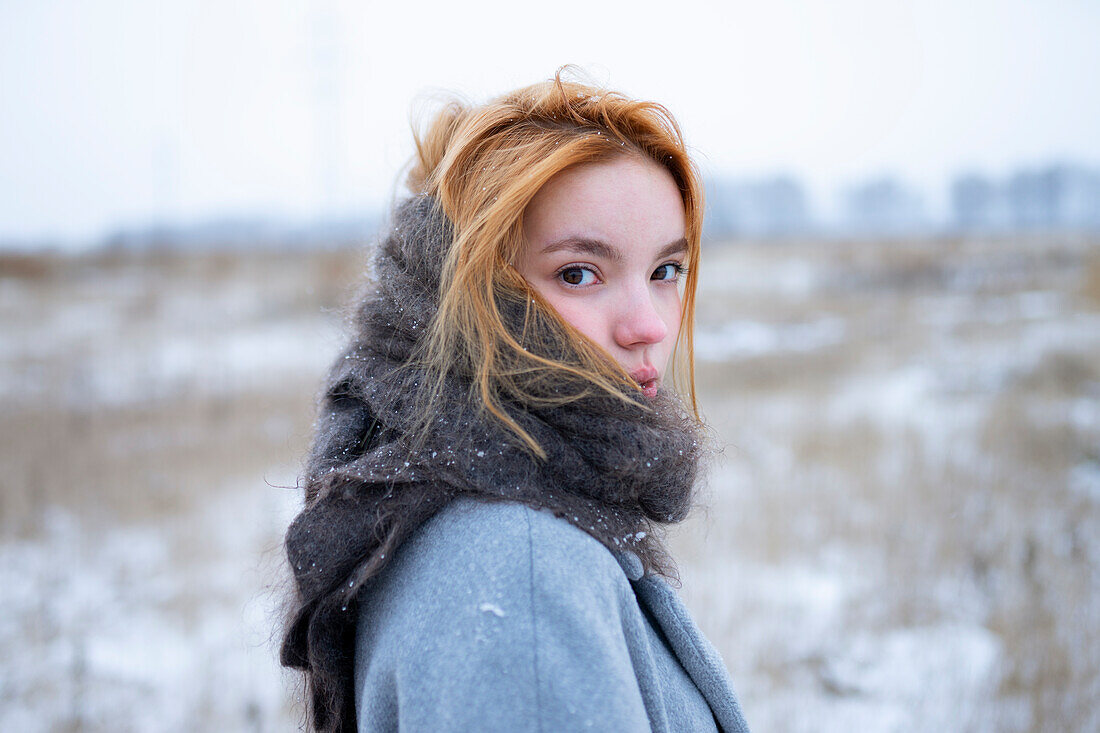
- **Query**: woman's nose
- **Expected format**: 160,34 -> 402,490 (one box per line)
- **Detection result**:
612,289 -> 669,348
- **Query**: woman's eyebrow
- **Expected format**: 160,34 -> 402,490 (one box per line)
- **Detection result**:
540,237 -> 621,261
656,238 -> 688,260
541,236 -> 688,261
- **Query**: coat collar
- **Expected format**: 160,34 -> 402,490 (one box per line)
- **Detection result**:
615,553 -> 751,733
614,549 -> 646,581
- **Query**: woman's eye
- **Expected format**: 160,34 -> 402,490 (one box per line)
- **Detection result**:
652,263 -> 683,281
559,267 -> 597,286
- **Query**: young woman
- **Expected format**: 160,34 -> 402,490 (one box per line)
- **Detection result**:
280,70 -> 751,733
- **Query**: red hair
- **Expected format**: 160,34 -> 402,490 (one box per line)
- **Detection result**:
406,67 -> 705,455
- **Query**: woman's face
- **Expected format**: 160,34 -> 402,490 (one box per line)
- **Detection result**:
515,155 -> 688,398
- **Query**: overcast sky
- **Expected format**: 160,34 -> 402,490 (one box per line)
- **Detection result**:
2,0 -> 1098,244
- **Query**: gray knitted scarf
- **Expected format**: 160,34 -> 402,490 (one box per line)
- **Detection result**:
280,195 -> 705,732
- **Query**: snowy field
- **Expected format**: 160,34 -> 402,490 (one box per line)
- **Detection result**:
1,233 -> 1098,731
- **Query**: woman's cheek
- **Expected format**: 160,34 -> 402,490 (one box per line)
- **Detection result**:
658,290 -> 683,329
554,300 -> 605,344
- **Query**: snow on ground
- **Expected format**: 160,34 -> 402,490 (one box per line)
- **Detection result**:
695,317 -> 848,361
3,235 -> 1099,730
0,479 -> 301,732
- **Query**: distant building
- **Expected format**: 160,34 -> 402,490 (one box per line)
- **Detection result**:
703,162 -> 1100,241
705,176 -> 811,239
1007,168 -> 1060,228
951,173 -> 1010,231
844,177 -> 927,235
950,164 -> 1100,233
1006,165 -> 1100,230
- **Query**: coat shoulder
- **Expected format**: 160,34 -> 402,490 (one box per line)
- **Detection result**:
398,497 -> 634,588
353,498 -> 651,731
355,498 -> 636,642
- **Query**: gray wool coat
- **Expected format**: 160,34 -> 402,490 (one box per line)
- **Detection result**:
353,498 -> 751,732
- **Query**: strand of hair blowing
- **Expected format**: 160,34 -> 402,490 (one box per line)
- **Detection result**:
279,195 -> 708,732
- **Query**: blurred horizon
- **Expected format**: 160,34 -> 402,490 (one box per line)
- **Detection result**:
5,160 -> 1100,254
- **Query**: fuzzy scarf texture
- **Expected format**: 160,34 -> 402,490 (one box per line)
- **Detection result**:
280,195 -> 706,732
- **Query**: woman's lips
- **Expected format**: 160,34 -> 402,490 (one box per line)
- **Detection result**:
630,366 -> 660,398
